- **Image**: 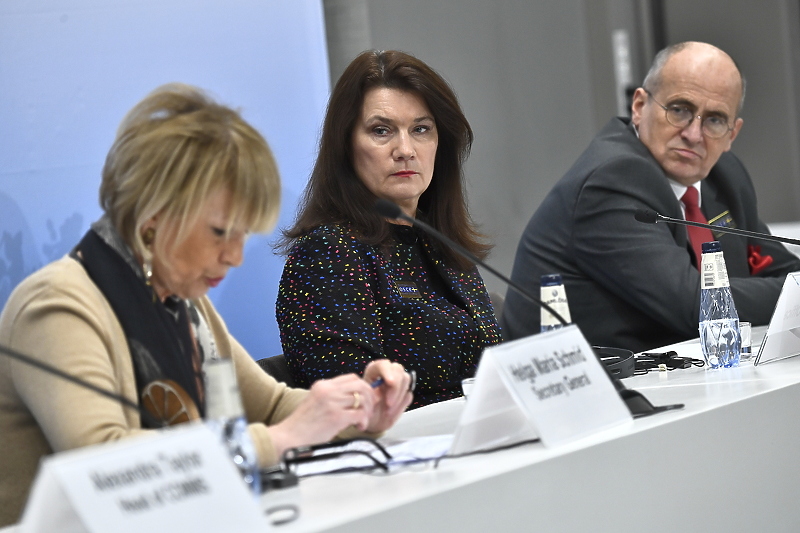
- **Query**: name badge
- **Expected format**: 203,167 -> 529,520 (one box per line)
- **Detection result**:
395,282 -> 422,299
709,210 -> 736,240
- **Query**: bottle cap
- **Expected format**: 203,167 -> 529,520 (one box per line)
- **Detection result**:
701,241 -> 721,253
541,273 -> 563,286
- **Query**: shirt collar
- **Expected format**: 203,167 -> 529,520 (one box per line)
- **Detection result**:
670,180 -> 703,214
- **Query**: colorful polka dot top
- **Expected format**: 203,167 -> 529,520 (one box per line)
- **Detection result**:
276,224 -> 502,409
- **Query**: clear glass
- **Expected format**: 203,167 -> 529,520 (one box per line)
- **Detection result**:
739,322 -> 752,361
698,316 -> 740,368
461,377 -> 475,399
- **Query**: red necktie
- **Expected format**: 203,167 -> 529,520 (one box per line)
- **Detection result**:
681,187 -> 714,269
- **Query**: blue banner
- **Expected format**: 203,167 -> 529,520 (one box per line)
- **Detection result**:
0,0 -> 329,359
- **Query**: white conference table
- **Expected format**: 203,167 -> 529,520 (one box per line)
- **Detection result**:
5,330 -> 800,532
264,330 -> 800,533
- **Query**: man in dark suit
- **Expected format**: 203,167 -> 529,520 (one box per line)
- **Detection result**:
502,41 -> 800,353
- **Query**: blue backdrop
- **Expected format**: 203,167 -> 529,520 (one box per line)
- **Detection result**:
0,0 -> 330,359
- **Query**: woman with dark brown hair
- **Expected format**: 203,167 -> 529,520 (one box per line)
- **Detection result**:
277,50 -> 501,408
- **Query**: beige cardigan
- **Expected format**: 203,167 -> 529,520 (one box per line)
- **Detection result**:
0,255 -> 311,526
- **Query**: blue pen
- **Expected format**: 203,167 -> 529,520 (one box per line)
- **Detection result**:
369,370 -> 416,391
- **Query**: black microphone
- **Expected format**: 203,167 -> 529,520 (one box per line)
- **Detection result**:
374,198 -> 568,326
0,342 -> 163,428
376,199 -> 679,417
634,208 -> 800,246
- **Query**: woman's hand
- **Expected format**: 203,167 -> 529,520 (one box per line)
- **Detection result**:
362,359 -> 413,433
266,360 -> 413,458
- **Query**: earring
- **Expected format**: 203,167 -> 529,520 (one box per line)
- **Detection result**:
143,259 -> 153,286
141,228 -> 155,286
142,227 -> 155,246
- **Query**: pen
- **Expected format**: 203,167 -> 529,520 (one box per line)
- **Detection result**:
369,370 -> 416,391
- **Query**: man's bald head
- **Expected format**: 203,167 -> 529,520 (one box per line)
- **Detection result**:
631,42 -> 745,186
643,42 -> 746,115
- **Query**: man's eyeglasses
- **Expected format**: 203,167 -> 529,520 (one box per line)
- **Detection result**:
644,88 -> 734,139
282,438 -> 394,477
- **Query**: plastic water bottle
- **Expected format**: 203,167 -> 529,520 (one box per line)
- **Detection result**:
204,358 -> 261,496
540,273 -> 571,332
698,241 -> 741,368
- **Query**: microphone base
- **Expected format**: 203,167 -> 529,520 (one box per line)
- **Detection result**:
592,346 -> 635,379
620,388 -> 684,418
592,345 -> 683,417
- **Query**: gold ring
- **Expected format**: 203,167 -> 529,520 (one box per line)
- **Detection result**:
351,391 -> 361,410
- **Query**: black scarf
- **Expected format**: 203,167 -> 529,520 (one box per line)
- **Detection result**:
71,227 -> 205,426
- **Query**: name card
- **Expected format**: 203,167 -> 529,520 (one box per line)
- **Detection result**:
451,325 -> 631,454
20,423 -> 268,533
756,272 -> 800,365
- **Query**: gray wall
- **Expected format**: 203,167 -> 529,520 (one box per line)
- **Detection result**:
324,0 -> 800,296
661,0 -> 800,222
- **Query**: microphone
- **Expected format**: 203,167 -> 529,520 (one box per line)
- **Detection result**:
634,208 -> 800,246
0,342 -> 162,428
374,199 -> 567,326
375,199 -> 677,417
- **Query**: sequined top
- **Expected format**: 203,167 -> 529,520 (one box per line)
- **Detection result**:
276,224 -> 502,408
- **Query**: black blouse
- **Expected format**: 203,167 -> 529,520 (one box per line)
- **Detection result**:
276,224 -> 502,408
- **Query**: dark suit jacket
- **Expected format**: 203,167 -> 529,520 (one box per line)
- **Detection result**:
502,117 -> 800,353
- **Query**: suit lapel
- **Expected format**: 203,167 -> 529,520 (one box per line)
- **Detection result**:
701,178 -> 749,277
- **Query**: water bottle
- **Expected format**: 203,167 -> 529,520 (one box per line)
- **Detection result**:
204,358 -> 261,496
540,273 -> 571,332
698,241 -> 741,368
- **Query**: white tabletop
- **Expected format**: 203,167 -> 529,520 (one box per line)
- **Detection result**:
7,330 -> 800,532
265,330 -> 800,532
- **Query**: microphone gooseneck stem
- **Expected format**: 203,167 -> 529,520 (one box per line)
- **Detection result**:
0,343 -> 163,428
392,211 -> 569,326
657,214 -> 800,246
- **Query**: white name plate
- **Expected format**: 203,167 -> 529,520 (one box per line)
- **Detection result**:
20,423 -> 268,533
451,325 -> 631,454
756,272 -> 800,366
